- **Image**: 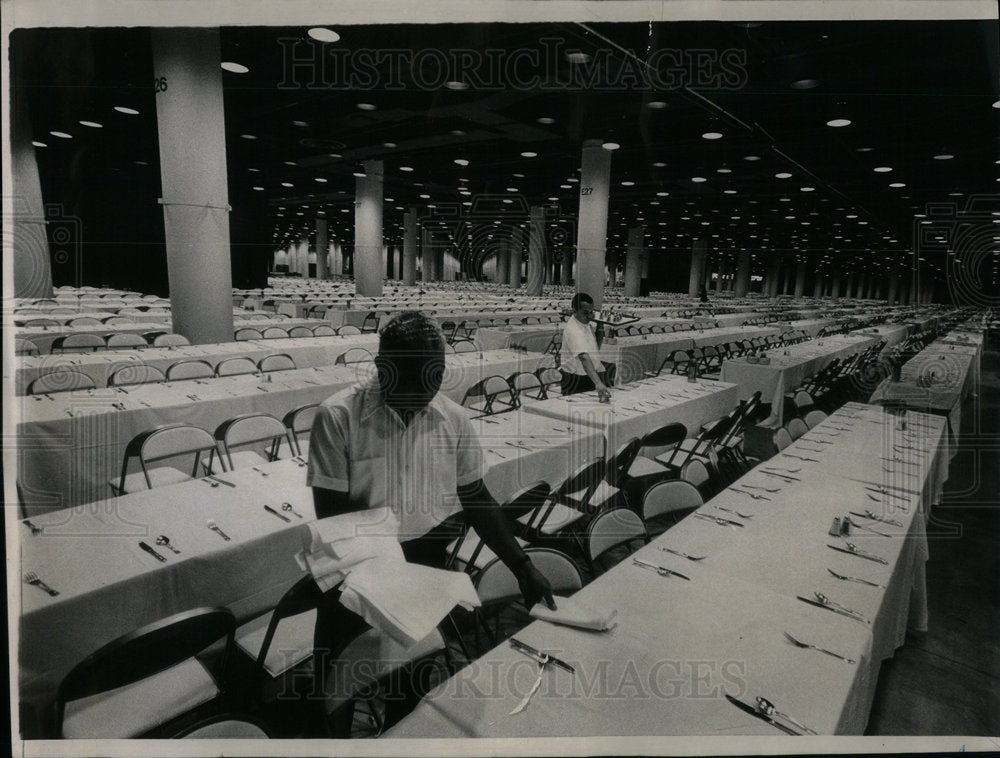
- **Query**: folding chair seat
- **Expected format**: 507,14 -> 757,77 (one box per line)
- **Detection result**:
105,333 -> 149,350
107,364 -> 167,387
336,325 -> 361,335
516,460 -> 602,545
460,375 -> 516,417
289,326 -> 314,338
110,423 -> 219,494
451,339 -> 478,353
312,324 -> 338,337
15,338 -> 40,356
52,333 -> 107,353
586,508 -> 649,575
55,607 -> 235,739
257,353 -> 297,373
212,412 -> 291,472
166,359 -> 214,381
216,356 -> 259,377
804,409 -> 829,429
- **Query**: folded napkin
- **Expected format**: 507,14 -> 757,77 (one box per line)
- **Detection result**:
295,507 -> 403,592
529,595 -> 618,632
341,559 -> 481,648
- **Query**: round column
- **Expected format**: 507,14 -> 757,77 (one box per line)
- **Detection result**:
734,251 -> 751,297
688,240 -> 708,297
354,159 -> 383,297
526,206 -> 546,296
575,139 -> 611,308
402,209 -> 417,285
624,226 -> 644,297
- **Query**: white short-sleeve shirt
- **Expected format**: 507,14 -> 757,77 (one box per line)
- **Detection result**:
307,379 -> 486,541
559,317 -> 603,376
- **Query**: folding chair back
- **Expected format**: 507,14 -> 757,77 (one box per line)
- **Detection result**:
27,369 -> 96,395
235,328 -> 263,341
215,412 -> 290,470
786,417 -> 809,440
606,437 -> 642,487
283,403 -> 319,457
586,508 -> 648,570
153,333 -> 190,348
166,360 -> 214,381
257,353 -> 296,373
642,480 -> 704,522
261,327 -> 288,339
69,316 -> 103,327
288,326 -> 313,338
105,333 -> 148,350
15,338 -> 40,356
108,364 -> 167,387
803,409 -> 828,428
460,375 -> 515,416
336,325 -> 361,335
773,427 -> 793,452
335,347 -> 374,365
54,333 -> 107,353
216,357 -> 259,376
312,324 -> 337,337
507,371 -> 543,405
638,422 -> 687,461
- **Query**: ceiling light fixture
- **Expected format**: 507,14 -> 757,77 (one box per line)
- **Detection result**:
932,154 -> 954,160
791,78 -> 819,89
743,155 -> 760,161
775,172 -> 792,179
308,27 -> 341,43
454,158 -> 469,166
221,62 -> 249,74
826,118 -> 851,127
566,51 -> 591,64
445,81 -> 469,90
702,131 -> 723,140
114,106 -> 139,115
537,117 -> 555,124
240,134 -> 257,140
602,142 -> 620,151
873,166 -> 893,173
691,176 -> 707,183
50,131 -> 72,139
889,182 -> 906,188
31,140 -> 47,147
400,166 -> 414,172
79,120 -> 102,128
520,151 -> 537,158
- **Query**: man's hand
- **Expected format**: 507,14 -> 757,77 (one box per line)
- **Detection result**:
515,561 -> 556,611
595,384 -> 611,402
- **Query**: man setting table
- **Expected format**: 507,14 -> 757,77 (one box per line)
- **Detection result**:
559,292 -> 612,400
307,310 -> 555,734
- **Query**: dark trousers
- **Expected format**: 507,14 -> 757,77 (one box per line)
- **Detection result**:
313,520 -> 461,735
560,369 -> 607,396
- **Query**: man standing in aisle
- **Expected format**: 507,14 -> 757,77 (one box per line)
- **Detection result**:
559,292 -> 612,400
307,310 -> 555,734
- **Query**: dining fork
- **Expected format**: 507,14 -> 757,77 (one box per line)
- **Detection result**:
715,505 -> 753,519
727,487 -> 770,501
24,572 -> 59,596
659,546 -> 706,561
783,631 -> 855,664
743,484 -> 781,493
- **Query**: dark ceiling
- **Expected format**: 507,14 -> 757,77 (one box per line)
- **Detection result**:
11,18 -> 1000,295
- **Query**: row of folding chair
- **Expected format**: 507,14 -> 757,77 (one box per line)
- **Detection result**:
234,324 -> 347,340
16,332 -> 190,357
108,405 -> 318,496
459,367 -> 563,415
24,353 -> 302,395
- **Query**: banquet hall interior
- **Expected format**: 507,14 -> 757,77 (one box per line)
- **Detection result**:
5,4 -> 1000,748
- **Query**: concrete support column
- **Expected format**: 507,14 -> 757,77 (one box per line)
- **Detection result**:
887,272 -> 899,304
11,56 -> 54,298
812,272 -> 824,298
688,240 -> 708,297
734,251 -> 751,297
559,250 -> 572,285
385,242 -> 394,279
765,257 -> 781,297
793,263 -> 807,298
606,250 -> 619,287
830,268 -> 842,299
624,226 -> 644,297
496,245 -> 510,286
315,214 -> 328,279
507,231 -> 522,289
526,206 -> 546,296
421,226 -> 434,282
354,159 -> 383,297
152,28 -> 234,345
575,140 -> 612,308
401,210 -> 417,285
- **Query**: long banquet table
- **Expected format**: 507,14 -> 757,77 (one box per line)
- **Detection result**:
720,333 -> 879,425
389,403 -> 949,737
16,349 -> 544,514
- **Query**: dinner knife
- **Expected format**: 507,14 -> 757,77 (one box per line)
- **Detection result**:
796,595 -> 869,624
694,512 -> 745,528
724,694 -> 799,736
850,510 -> 903,527
139,541 -> 167,562
264,504 -> 291,522
632,557 -> 691,581
827,543 -> 888,564
509,638 -> 575,674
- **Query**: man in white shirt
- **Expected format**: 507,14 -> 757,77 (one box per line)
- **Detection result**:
559,292 -> 612,400
308,311 -> 554,733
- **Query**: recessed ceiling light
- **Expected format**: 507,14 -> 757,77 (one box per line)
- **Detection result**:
31,140 -> 47,147
114,105 -> 139,115
419,194 -> 430,199
873,166 -> 893,173
743,155 -> 760,161
454,158 -> 469,166
652,161 -> 666,168
308,27 -> 341,43
537,117 -> 555,125
50,131 -> 72,139
134,160 -> 148,166
791,78 -> 819,89
547,196 -> 558,201
281,182 -> 293,187
656,191 -> 669,197
506,187 -> 518,192
932,154 -> 954,160
248,167 -> 260,173
240,134 -> 257,140
315,177 -> 327,183
691,176 -> 707,183
356,102 -> 376,111
647,101 -> 667,110
702,132 -> 723,140
79,120 -> 103,128
400,166 -> 414,172
723,189 -> 737,195
889,182 -> 906,188
948,191 -> 963,196
450,129 -> 466,136
520,151 -> 537,158
252,186 -> 265,191
566,51 -> 591,64
775,172 -> 792,179
559,184 -> 571,189
283,161 -> 297,166
826,118 -> 851,127
513,173 -> 525,178
445,81 -> 468,90
993,100 -> 1000,109
602,142 -> 620,151
621,181 -> 635,187
716,167 -> 732,174
382,142 -> 396,149
221,62 -> 249,74
800,186 -> 815,192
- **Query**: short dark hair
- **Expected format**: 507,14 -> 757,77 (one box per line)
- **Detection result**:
571,292 -> 594,311
378,310 -> 446,356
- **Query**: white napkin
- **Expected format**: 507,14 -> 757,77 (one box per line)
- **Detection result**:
529,594 -> 618,632
340,559 -> 481,648
294,507 -> 402,592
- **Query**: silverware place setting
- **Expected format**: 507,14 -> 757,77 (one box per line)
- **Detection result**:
783,631 -> 855,664
659,546 -> 706,561
727,487 -> 770,501
282,502 -> 304,518
24,572 -> 59,596
826,567 -> 883,588
757,697 -> 819,736
632,557 -> 691,580
743,484 -> 781,493
715,505 -> 754,519
156,535 -> 181,554
206,519 -> 231,541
